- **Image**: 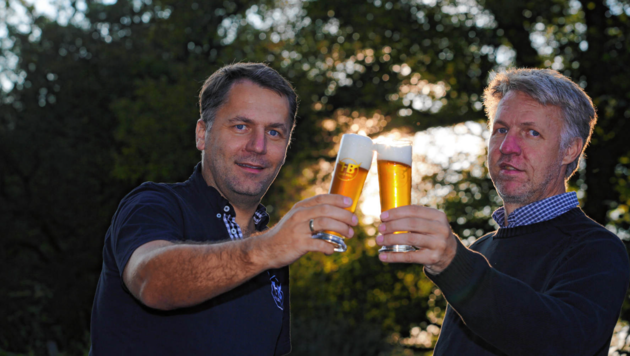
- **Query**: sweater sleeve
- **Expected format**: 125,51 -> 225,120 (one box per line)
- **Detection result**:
427,233 -> 630,356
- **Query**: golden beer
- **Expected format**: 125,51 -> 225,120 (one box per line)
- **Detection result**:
312,134 -> 373,252
330,161 -> 370,213
375,141 -> 416,253
377,160 -> 412,212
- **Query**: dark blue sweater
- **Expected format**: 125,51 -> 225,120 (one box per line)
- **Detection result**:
428,208 -> 630,355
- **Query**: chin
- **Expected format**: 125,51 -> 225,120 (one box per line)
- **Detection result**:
231,182 -> 267,197
501,196 -> 530,205
236,190 -> 264,198
499,189 -> 535,205
496,184 -> 529,202
496,180 -> 528,193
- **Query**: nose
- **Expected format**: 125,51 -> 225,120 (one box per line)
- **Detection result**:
245,129 -> 267,154
499,134 -> 521,155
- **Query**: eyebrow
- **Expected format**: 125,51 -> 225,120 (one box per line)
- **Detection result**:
493,120 -> 539,128
228,116 -> 252,125
229,116 -> 288,132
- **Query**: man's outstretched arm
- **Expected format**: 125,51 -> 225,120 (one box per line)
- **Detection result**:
376,205 -> 630,356
123,194 -> 357,310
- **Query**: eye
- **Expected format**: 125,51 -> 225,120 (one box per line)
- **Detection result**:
269,129 -> 280,137
495,127 -> 508,134
529,129 -> 540,137
235,124 -> 246,130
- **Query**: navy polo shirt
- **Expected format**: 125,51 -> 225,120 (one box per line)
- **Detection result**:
90,163 -> 290,355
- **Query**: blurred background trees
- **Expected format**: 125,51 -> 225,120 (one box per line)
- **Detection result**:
1,0 -> 629,354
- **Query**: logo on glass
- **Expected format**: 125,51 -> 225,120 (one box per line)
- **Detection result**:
336,158 -> 361,181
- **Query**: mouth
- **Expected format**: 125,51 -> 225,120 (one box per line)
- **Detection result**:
498,162 -> 523,173
236,162 -> 266,172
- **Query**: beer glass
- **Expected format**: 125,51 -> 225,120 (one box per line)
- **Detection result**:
312,134 -> 374,252
376,140 -> 417,253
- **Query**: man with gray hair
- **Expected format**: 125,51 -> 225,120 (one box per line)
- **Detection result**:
376,68 -> 630,355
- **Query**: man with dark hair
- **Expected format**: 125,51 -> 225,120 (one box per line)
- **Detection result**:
90,63 -> 356,355
376,68 -> 630,355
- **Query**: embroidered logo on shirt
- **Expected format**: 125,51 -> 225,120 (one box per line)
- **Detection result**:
269,275 -> 283,310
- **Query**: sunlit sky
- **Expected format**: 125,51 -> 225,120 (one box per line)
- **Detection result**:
29,0 -> 116,18
29,0 -> 57,18
359,122 -> 488,226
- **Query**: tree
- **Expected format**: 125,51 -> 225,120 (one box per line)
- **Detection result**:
482,0 -> 630,228
2,0 -> 629,353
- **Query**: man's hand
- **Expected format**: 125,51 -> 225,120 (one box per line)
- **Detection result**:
375,205 -> 457,274
254,194 -> 358,269
124,194 -> 357,310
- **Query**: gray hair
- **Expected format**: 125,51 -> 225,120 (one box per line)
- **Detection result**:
199,62 -> 298,134
483,68 -> 597,179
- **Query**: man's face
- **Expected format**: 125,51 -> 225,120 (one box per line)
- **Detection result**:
195,80 -> 291,205
488,91 -> 578,211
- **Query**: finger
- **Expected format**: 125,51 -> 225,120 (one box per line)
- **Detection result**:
380,205 -> 447,223
379,248 -> 440,265
375,232 -> 432,249
300,204 -> 358,227
378,217 -> 449,237
293,194 -> 353,209
308,238 -> 337,255
311,217 -> 354,238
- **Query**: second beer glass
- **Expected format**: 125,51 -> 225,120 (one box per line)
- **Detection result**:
312,134 -> 373,252
376,140 -> 417,253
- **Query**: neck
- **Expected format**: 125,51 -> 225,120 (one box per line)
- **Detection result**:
503,203 -> 518,225
200,166 -> 260,236
232,205 -> 258,236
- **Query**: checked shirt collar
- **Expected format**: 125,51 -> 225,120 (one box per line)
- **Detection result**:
191,163 -> 270,240
492,191 -> 579,228
221,203 -> 269,240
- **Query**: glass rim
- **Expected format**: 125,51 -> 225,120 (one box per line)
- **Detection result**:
373,138 -> 412,147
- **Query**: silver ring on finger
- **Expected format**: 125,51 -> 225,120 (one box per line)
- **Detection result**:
309,219 -> 315,234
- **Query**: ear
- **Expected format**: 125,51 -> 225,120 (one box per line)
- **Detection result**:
195,119 -> 207,151
561,137 -> 583,165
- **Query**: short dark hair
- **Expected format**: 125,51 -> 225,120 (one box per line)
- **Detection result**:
199,63 -> 298,134
483,68 -> 597,179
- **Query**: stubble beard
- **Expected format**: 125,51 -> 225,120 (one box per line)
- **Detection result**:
208,154 -> 281,207
493,156 -> 564,207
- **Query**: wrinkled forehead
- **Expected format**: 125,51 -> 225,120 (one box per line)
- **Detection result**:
490,90 -> 564,129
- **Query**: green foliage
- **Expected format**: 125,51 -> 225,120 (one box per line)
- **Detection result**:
290,227 -> 442,355
2,0 -> 630,354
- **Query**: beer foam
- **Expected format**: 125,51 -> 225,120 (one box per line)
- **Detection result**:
336,134 -> 374,170
374,142 -> 412,166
